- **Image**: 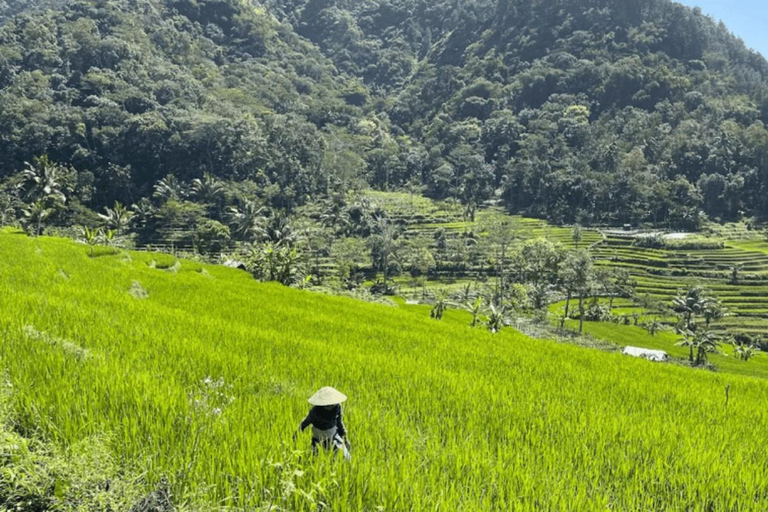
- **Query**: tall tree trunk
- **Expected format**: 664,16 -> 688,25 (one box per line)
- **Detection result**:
562,290 -> 571,330
578,290 -> 585,334
499,243 -> 506,304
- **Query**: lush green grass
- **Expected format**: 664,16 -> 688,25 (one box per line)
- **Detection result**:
4,231 -> 768,509
564,320 -> 768,379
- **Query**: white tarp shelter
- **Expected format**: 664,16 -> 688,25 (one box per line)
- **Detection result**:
622,346 -> 669,362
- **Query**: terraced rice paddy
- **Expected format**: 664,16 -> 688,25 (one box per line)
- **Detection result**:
3,231 -> 768,509
592,234 -> 768,339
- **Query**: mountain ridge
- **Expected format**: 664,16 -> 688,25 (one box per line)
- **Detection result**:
2,0 -> 768,228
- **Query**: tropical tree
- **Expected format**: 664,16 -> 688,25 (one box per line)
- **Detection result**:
264,212 -> 299,247
676,328 -> 721,366
703,298 -> 727,327
18,156 -> 68,205
191,173 -> 225,205
368,215 -> 401,284
672,286 -> 708,332
571,225 -> 583,248
484,217 -> 519,304
153,174 -> 185,202
319,199 -> 351,235
99,201 -> 133,236
228,200 -> 266,242
246,242 -> 306,286
730,264 -> 742,285
131,198 -> 154,229
101,228 -> 116,247
21,200 -> 53,237
562,250 -> 594,334
463,297 -> 484,328
643,319 -> 666,336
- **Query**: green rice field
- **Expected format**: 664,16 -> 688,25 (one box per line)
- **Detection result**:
3,231 -> 768,509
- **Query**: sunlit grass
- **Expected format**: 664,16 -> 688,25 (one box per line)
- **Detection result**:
2,232 -> 768,509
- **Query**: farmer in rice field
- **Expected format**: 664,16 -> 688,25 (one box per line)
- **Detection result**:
294,386 -> 351,460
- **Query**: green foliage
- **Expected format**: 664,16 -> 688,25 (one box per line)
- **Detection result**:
4,233 -> 768,508
5,0 -> 768,231
0,377 -> 142,510
246,242 -> 307,286
194,219 -> 230,255
635,234 -> 725,250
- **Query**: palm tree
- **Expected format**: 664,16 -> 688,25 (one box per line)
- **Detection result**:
99,201 -> 133,236
21,200 -> 53,237
191,173 -> 225,205
644,319 -> 666,336
703,298 -> 726,328
672,286 -> 708,332
563,250 -> 594,334
676,327 -> 721,366
131,198 -> 154,229
319,201 -> 351,235
228,200 -> 266,242
265,211 -> 298,248
18,156 -> 67,205
730,264 -> 742,285
731,339 -> 757,362
153,174 -> 185,202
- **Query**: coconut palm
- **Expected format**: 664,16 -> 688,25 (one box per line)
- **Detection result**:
562,250 -> 594,334
131,198 -> 154,229
703,298 -> 727,327
153,174 -> 185,202
21,200 -> 53,237
228,200 -> 266,242
265,211 -> 298,248
319,201 -> 351,235
672,286 -> 708,332
191,173 -> 225,205
99,201 -> 133,236
18,156 -> 67,205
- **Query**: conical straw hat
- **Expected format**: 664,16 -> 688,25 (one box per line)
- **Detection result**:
308,387 -> 347,406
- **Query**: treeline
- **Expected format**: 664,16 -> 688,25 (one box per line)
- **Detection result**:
3,0 -> 768,230
274,0 -> 768,226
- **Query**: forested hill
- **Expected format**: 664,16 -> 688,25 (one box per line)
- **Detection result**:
0,0 -> 379,212
271,0 -> 768,226
3,0 -> 768,228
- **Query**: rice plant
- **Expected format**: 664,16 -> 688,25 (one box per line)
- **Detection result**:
2,231 -> 768,510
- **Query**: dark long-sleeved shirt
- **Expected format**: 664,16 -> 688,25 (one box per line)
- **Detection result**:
299,405 -> 346,437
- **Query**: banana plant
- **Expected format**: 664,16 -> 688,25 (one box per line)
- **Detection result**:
463,297 -> 484,328
83,226 -> 99,256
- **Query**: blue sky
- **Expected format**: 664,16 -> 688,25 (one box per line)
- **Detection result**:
676,0 -> 768,57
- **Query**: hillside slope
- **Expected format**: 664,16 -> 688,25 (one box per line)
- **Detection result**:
4,0 -> 768,228
273,0 -> 768,224
1,230 -> 768,509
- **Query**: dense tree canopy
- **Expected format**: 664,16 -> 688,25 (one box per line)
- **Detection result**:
4,0 -> 768,228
